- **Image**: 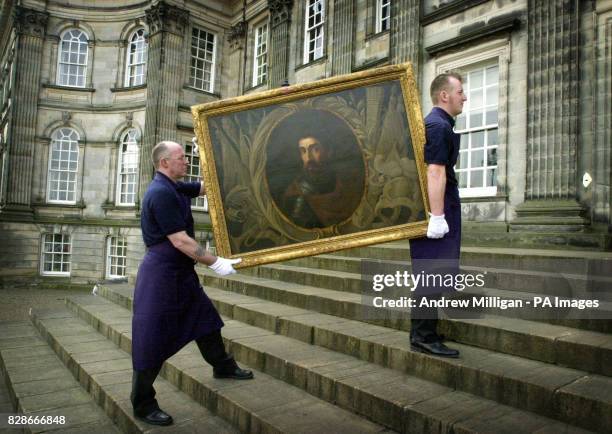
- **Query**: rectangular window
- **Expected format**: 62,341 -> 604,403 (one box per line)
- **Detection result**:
253,22 -> 268,87
41,233 -> 71,276
455,64 -> 499,196
304,0 -> 325,64
184,141 -> 208,211
47,128 -> 79,203
189,27 -> 216,92
376,0 -> 390,33
106,236 -> 127,278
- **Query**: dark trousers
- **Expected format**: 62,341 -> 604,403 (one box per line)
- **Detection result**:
131,329 -> 234,416
409,191 -> 461,343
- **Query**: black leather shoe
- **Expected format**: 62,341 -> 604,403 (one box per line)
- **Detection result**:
213,366 -> 254,380
135,409 -> 173,426
411,340 -> 460,358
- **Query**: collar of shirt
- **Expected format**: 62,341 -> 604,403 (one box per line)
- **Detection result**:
154,171 -> 178,189
432,106 -> 456,128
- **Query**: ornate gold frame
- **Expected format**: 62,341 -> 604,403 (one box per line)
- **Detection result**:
191,63 -> 429,268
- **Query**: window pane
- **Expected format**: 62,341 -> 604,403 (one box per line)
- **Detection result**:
470,89 -> 483,108
487,148 -> 497,166
459,171 -> 468,188
456,151 -> 466,169
469,111 -> 483,128
471,130 -> 485,148
471,149 -> 485,168
486,109 -> 498,125
487,129 -> 498,146
455,115 -> 466,131
471,169 -> 484,187
486,86 -> 498,106
487,168 -> 497,187
470,70 -> 483,88
486,65 -> 499,84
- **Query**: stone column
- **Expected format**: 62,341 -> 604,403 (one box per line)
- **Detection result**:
331,0 -> 354,76
513,0 -> 587,230
268,0 -> 293,88
390,0 -> 420,73
4,7 -> 47,215
139,1 -> 189,202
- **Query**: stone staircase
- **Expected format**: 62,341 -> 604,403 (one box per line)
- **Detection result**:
1,241 -> 610,433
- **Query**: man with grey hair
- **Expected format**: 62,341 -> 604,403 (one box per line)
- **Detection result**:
131,140 -> 253,427
409,72 -> 466,358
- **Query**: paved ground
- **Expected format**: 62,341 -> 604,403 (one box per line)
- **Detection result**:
0,287 -> 90,322
0,287 -> 91,426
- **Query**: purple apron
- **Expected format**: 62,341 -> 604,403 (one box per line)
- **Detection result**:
131,240 -> 224,370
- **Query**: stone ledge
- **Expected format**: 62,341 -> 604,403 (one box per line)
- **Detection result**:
425,15 -> 521,56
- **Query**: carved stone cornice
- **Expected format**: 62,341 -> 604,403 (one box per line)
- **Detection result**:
228,21 -> 246,50
14,6 -> 48,38
145,1 -> 189,37
268,0 -> 293,28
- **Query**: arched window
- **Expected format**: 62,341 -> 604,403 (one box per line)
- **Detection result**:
47,128 -> 79,203
57,29 -> 89,87
125,28 -> 147,87
116,129 -> 139,205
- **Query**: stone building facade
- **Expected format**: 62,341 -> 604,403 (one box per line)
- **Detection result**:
0,0 -> 609,287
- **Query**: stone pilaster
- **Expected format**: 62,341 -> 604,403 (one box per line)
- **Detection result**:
227,21 -> 246,96
4,6 -> 47,214
331,0 -> 354,76
268,0 -> 293,87
139,1 -> 189,201
593,7 -> 611,228
513,0 -> 587,230
390,0 -> 420,73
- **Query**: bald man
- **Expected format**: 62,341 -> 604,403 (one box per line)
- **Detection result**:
131,141 -> 253,426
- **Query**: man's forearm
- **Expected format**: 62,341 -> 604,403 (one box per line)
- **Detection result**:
427,165 -> 446,215
168,231 -> 216,266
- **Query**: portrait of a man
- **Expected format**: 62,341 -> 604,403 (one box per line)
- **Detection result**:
196,65 -> 428,266
266,110 -> 365,229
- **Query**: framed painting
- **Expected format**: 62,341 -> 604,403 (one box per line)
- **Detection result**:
191,63 -> 429,268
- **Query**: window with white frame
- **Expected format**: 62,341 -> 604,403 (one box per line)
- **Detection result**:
304,0 -> 325,63
376,0 -> 390,33
47,128 -> 79,203
455,63 -> 499,196
116,129 -> 139,205
184,140 -> 208,211
253,22 -> 268,87
57,29 -> 88,87
125,28 -> 147,87
106,236 -> 127,278
41,232 -> 71,275
189,27 -> 216,92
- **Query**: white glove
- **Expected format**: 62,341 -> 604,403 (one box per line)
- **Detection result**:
209,257 -> 242,276
427,213 -> 449,239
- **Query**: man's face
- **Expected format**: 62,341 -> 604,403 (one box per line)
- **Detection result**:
444,77 -> 467,117
298,136 -> 329,175
162,143 -> 189,180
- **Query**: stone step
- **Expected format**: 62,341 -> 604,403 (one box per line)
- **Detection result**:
74,289 -> 594,433
335,242 -> 612,275
284,255 -> 612,299
52,296 -> 397,434
459,230 -> 611,251
26,310 -> 241,434
0,320 -> 121,433
241,263 -> 612,333
193,271 -> 612,376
